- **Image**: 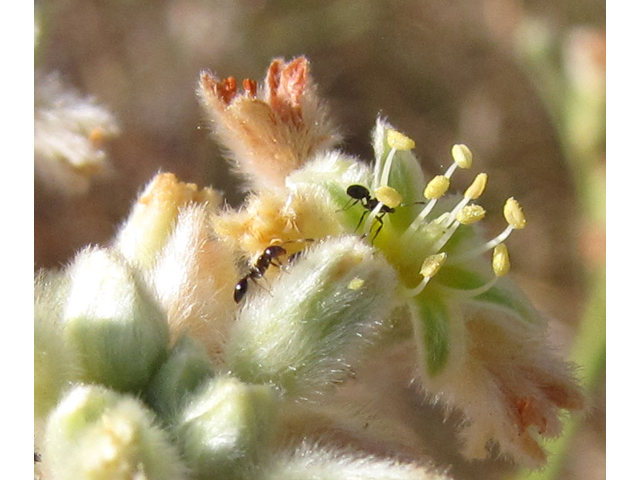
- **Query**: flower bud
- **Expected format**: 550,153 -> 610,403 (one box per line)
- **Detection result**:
225,236 -> 399,398
34,270 -> 72,421
144,334 -> 215,421
114,172 -> 219,268
43,385 -> 187,480
174,376 -> 278,480
62,247 -> 170,392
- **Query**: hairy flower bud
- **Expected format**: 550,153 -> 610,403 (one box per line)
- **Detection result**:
34,270 -> 72,422
174,376 -> 278,480
62,247 -> 170,392
225,236 -> 399,398
114,172 -> 220,269
42,385 -> 187,480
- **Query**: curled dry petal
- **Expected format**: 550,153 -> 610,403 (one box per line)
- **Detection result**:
198,56 -> 341,191
416,306 -> 585,466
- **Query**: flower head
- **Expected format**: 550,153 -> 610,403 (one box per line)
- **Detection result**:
35,56 -> 585,478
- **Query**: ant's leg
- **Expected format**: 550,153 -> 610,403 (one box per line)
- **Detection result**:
336,198 -> 357,213
253,276 -> 274,296
371,215 -> 385,241
355,210 -> 368,232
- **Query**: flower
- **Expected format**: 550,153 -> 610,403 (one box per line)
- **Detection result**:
211,105 -> 585,465
198,56 -> 341,191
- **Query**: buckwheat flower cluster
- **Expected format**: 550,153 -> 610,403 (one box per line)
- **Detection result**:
35,56 -> 584,480
34,72 -> 120,195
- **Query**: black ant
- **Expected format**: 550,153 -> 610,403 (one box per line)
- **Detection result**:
234,240 -> 313,303
341,184 -> 395,240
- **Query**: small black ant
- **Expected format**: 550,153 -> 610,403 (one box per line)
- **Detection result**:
234,240 -> 313,303
342,184 -> 395,240
234,245 -> 287,303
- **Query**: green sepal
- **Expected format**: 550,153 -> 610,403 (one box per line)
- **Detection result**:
412,291 -> 450,377
371,119 -> 426,231
472,278 -> 545,326
436,265 -> 543,326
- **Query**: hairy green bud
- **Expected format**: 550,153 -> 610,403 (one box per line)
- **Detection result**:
43,385 -> 187,480
62,247 -> 170,392
225,236 -> 399,398
174,376 -> 278,480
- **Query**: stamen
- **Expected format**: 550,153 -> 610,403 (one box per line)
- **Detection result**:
407,176 -> 450,232
424,175 -> 450,200
362,201 -> 385,237
464,173 -> 488,200
439,245 -> 510,299
451,144 -> 473,169
492,244 -> 510,277
447,198 -> 525,265
379,129 -> 415,188
387,129 -> 416,151
430,218 -> 461,254
444,173 -> 489,228
374,186 -> 403,209
404,253 -> 447,297
379,147 -> 397,188
456,204 -> 486,225
504,197 -> 526,229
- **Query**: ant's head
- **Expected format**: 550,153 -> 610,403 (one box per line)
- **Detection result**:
263,245 -> 287,259
346,184 -> 370,201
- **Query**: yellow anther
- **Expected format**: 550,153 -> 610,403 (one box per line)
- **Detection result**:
424,175 -> 450,200
451,144 -> 473,169
420,252 -> 447,278
492,244 -> 510,277
504,197 -> 526,229
348,277 -> 365,290
464,173 -> 488,200
374,185 -> 403,209
386,129 -> 416,151
456,204 -> 486,225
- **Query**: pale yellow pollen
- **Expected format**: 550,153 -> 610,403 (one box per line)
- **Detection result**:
386,129 -> 416,151
451,144 -> 473,169
504,197 -> 526,229
348,277 -> 365,290
464,173 -> 488,200
456,204 -> 486,225
424,175 -> 450,200
492,244 -> 510,277
420,252 -> 447,278
374,185 -> 403,208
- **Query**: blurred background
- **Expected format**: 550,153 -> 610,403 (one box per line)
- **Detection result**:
33,1 -> 605,479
